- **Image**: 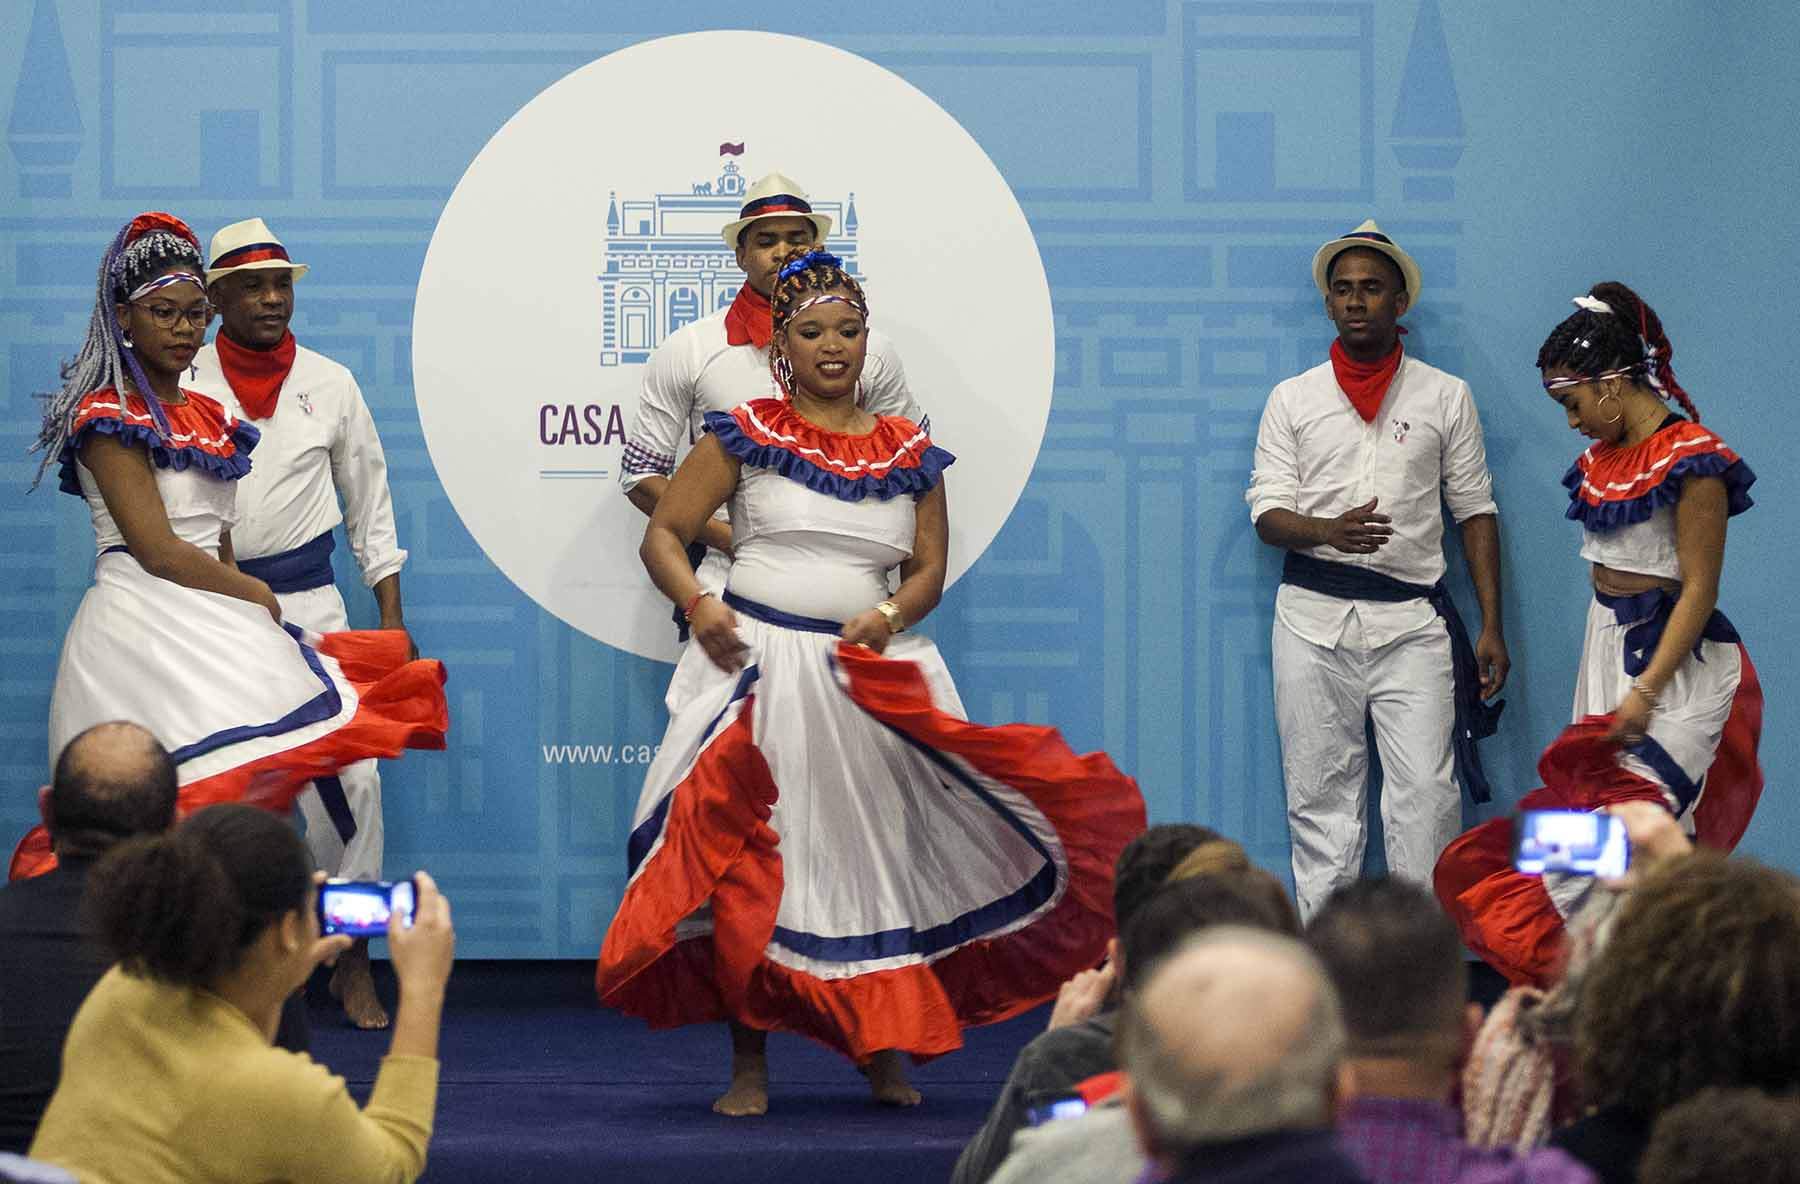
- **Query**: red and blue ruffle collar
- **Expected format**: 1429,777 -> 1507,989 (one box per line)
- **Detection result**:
1564,419 -> 1754,532
705,398 -> 953,502
59,387 -> 259,495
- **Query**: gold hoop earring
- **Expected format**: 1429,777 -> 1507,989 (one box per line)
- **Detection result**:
1597,390 -> 1623,424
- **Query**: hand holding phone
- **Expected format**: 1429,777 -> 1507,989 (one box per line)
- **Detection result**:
316,878 -> 418,938
386,870 -> 455,999
1512,810 -> 1630,878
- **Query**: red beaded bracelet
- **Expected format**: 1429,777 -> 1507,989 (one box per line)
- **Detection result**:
682,591 -> 708,622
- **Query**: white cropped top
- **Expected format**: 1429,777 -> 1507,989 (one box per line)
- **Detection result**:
57,388 -> 255,559
704,399 -> 953,624
1562,418 -> 1753,582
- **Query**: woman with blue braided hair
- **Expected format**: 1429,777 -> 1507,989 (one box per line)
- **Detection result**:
1434,281 -> 1762,988
11,213 -> 449,880
600,248 -> 1145,1116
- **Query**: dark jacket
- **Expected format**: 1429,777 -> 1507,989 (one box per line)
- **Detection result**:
952,1011 -> 1119,1184
0,859 -> 110,1154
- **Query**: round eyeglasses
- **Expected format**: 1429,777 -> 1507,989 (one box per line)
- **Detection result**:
135,301 -> 214,330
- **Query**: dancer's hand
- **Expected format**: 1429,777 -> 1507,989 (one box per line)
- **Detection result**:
1605,689 -> 1653,745
1476,629 -> 1509,698
250,578 -> 282,623
840,609 -> 893,655
381,617 -> 419,661
1322,498 -> 1392,554
691,596 -> 748,672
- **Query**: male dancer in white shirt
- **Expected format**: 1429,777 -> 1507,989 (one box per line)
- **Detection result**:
187,218 -> 409,1028
1247,221 -> 1507,920
620,171 -> 922,629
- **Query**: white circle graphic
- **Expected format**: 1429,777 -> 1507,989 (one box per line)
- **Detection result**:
415,31 -> 1054,661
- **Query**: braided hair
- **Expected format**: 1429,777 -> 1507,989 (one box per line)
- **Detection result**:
29,213 -> 205,488
767,248 -> 868,397
1536,281 -> 1699,422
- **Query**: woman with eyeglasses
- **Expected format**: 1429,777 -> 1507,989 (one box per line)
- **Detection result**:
12,213 -> 449,878
1433,282 -> 1761,987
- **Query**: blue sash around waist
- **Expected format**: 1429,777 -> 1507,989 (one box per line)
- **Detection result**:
722,589 -> 843,635
236,531 -> 336,594
1281,551 -> 1504,804
1595,587 -> 1740,677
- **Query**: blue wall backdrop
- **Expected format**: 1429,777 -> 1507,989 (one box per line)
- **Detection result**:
2,1 -> 1795,956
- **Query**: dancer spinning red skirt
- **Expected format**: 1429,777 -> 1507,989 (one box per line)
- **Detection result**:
13,213 -> 448,879
1435,283 -> 1760,985
597,250 -> 1144,1114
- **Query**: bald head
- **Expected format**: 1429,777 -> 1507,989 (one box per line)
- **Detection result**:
1121,927 -> 1345,1157
47,722 -> 178,858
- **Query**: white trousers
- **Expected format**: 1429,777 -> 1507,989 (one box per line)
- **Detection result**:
277,583 -> 385,880
1272,612 -> 1459,920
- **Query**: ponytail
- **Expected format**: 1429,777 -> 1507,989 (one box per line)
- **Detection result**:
1587,281 -> 1699,422
88,830 -> 244,984
85,803 -> 313,986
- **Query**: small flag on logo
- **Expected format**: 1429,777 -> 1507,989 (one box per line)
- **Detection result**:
719,142 -> 746,156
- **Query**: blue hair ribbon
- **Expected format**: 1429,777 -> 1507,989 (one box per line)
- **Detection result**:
778,250 -> 842,282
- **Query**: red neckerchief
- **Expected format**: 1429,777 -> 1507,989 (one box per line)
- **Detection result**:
214,329 -> 297,420
722,285 -> 773,349
1329,334 -> 1405,423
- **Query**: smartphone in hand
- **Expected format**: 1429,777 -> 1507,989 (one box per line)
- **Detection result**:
1512,810 -> 1629,878
317,878 -> 417,938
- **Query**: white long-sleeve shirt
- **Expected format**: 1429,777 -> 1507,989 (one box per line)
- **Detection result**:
619,306 -> 921,493
1246,355 -> 1498,648
188,341 -> 408,587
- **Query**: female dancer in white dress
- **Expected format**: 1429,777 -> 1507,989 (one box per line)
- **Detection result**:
598,250 -> 1145,1114
1434,282 -> 1760,986
14,213 -> 448,878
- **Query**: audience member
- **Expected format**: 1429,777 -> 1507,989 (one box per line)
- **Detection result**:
991,871 -> 1305,1184
1306,878 -> 1593,1182
1459,893 -> 1615,1150
0,722 -> 176,1153
1166,843 -> 1301,934
1461,801 -> 1693,1152
1553,852 -> 1800,1184
29,804 -> 455,1184
1636,1087 -> 1800,1184
951,824 -> 1220,1184
1119,926 -> 1368,1182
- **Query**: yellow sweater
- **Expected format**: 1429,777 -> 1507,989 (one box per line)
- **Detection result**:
30,967 -> 437,1184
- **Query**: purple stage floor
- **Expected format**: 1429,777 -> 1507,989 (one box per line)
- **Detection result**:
306,961 -> 1039,1184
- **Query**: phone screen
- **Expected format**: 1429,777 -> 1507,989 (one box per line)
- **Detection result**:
317,879 -> 416,938
1513,810 -> 1629,877
1024,1094 -> 1089,1127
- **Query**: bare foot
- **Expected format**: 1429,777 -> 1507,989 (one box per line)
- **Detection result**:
329,946 -> 390,1030
865,1050 -> 922,1107
712,1054 -> 769,1116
